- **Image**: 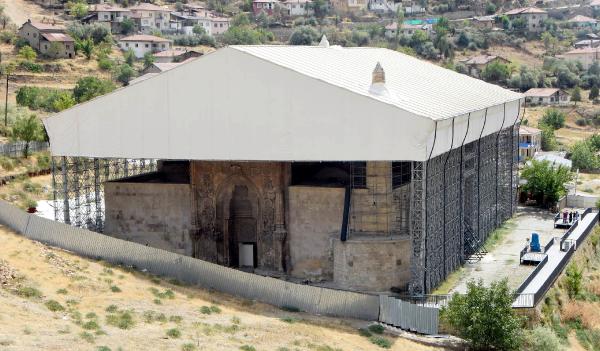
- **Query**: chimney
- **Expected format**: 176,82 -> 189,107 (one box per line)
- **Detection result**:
369,62 -> 390,97
319,35 -> 329,48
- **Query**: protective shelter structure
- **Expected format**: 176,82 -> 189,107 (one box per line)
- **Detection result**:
44,42 -> 524,294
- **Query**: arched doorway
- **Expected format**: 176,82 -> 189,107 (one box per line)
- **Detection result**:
229,185 -> 258,267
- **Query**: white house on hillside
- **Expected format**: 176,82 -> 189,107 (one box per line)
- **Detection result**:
282,0 -> 314,16
504,7 -> 547,32
561,47 -> 600,69
118,35 -> 172,58
129,3 -> 171,32
524,88 -> 570,105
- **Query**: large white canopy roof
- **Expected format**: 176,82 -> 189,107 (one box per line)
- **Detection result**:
44,44 -> 524,162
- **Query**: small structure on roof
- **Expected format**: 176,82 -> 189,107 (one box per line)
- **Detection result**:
118,34 -> 172,58
18,19 -> 75,58
524,88 -> 570,105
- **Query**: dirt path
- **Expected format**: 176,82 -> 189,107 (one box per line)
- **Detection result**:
0,227 -> 448,351
1,0 -> 48,26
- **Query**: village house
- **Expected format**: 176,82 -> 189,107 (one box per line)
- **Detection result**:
504,7 -> 547,32
561,47 -> 600,69
170,11 -> 212,35
209,16 -> 231,35
401,0 -> 425,15
384,22 -> 432,39
460,55 -> 510,78
129,2 -> 171,33
44,41 -> 523,294
471,15 -> 495,29
253,0 -> 280,16
183,3 -> 212,17
153,48 -> 203,63
574,39 -> 600,49
524,88 -> 570,105
592,0 -> 600,12
518,125 -> 542,161
85,4 -> 132,32
368,0 -> 401,14
118,34 -> 172,58
282,0 -> 314,17
568,15 -> 598,29
18,20 -> 75,59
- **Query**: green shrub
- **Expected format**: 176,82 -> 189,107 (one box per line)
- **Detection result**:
22,180 -> 41,194
105,304 -> 118,313
106,310 -> 135,329
280,317 -> 297,324
97,57 -> 113,71
240,346 -> 256,351
96,347 -> 112,351
181,343 -> 197,351
0,156 -> 15,171
19,61 -> 43,73
82,320 -> 100,330
522,326 -> 562,351
16,286 -> 42,298
169,315 -> 183,323
358,328 -> 372,337
541,109 -> 566,129
16,86 -> 73,112
367,324 -> 385,334
36,153 -> 50,170
56,288 -> 68,295
368,336 -> 392,348
166,328 -> 181,338
566,263 -> 583,299
73,77 -> 115,103
440,279 -> 523,350
80,331 -> 95,343
209,305 -> 221,314
45,300 -> 65,312
110,285 -> 121,293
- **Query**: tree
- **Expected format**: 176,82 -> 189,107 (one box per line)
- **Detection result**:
566,262 -> 583,298
540,124 -> 557,151
77,38 -> 94,60
590,85 -> 599,100
68,1 -> 89,19
521,159 -> 572,206
231,13 -> 251,27
540,108 -> 565,129
120,18 -> 135,35
115,64 -> 136,85
52,92 -> 76,112
570,140 -> 599,171
11,113 -> 44,158
222,26 -> 273,45
73,77 -> 116,103
289,26 -> 320,45
572,86 -> 581,105
18,45 -> 36,61
143,52 -> 155,69
441,279 -> 523,351
481,60 -> 510,83
395,7 -> 404,43
192,24 -> 206,36
124,49 -> 136,66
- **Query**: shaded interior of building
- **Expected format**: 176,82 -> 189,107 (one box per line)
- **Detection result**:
51,125 -> 519,294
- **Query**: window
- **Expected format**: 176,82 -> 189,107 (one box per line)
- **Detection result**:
220,23 -> 223,27
161,44 -> 165,48
135,43 -> 139,47
33,33 -> 36,37
392,162 -> 411,188
145,43 -> 149,47
126,43 -> 129,47
66,44 -> 70,49
44,45 -> 47,49
152,43 -> 157,47
214,23 -> 217,27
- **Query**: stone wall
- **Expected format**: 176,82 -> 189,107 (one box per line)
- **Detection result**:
104,182 -> 193,256
287,186 -> 345,281
333,237 -> 412,292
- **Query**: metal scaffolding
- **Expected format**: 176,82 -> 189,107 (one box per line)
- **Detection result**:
409,124 -> 520,294
51,157 -> 157,232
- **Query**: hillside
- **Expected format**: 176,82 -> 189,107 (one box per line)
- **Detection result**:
0,226 -> 444,351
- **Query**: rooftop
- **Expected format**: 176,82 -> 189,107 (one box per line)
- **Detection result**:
89,4 -> 130,12
564,47 -> 600,54
23,19 -> 65,32
153,48 -> 202,57
569,15 -> 597,23
41,32 -> 74,42
129,3 -> 169,11
461,54 -> 508,65
43,43 -> 523,162
119,35 -> 172,43
504,7 -> 547,15
524,88 -> 561,97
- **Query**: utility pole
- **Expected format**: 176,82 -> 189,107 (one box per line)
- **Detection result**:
4,72 -> 8,128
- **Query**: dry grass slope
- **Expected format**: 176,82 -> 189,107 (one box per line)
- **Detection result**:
0,226 -> 444,351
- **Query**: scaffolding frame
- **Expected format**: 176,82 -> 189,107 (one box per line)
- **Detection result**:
51,157 -> 157,232
409,124 -> 519,294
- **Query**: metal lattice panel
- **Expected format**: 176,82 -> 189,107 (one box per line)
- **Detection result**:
52,157 -> 157,232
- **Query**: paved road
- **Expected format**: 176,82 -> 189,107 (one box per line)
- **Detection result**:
450,207 -> 563,294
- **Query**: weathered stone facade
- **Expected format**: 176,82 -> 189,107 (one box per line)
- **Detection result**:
189,161 -> 288,272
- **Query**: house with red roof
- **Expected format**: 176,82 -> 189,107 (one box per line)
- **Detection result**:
18,19 -> 75,59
